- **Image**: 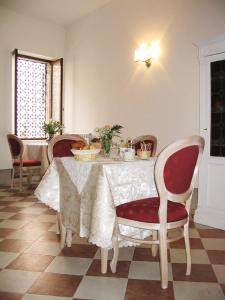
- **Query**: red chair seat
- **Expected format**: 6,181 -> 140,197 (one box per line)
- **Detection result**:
13,159 -> 41,167
116,197 -> 188,223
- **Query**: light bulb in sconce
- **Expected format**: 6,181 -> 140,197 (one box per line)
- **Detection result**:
134,42 -> 160,67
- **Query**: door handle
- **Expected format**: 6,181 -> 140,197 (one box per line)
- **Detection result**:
203,128 -> 207,131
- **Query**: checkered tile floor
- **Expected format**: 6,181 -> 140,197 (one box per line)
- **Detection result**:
0,183 -> 225,300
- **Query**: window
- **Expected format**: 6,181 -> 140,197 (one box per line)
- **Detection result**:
14,49 -> 63,139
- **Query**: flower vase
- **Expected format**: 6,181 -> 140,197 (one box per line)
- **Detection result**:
102,138 -> 112,156
47,134 -> 54,142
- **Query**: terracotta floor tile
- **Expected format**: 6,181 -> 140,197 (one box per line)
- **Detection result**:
73,298 -> 94,300
59,244 -> 98,258
20,198 -> 37,202
0,239 -> 32,252
87,259 -> 130,278
125,279 -> 174,300
198,229 -> 225,238
189,221 -> 196,228
0,207 -> 22,213
30,203 -> 48,208
28,272 -> 82,297
0,228 -> 15,238
133,247 -> 170,262
43,208 -> 57,215
170,238 -> 204,249
0,292 -> 23,300
6,253 -> 55,271
0,201 -> 15,206
207,250 -> 225,264
172,263 -> 218,282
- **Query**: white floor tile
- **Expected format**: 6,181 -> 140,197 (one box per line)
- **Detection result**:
46,256 -> 92,275
212,265 -> 225,283
0,251 -> 19,268
74,276 -> 128,300
173,281 -> 225,300
170,249 -> 210,264
25,240 -> 61,256
129,261 -> 173,280
20,207 -> 48,214
202,238 -> 225,250
9,202 -> 34,207
35,214 -> 56,223
0,269 -> 40,293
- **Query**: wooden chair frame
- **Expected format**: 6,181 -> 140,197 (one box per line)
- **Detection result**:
132,134 -> 157,156
7,134 -> 41,191
47,134 -> 87,163
110,135 -> 204,289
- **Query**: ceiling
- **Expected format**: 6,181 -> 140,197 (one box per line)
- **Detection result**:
0,0 -> 111,27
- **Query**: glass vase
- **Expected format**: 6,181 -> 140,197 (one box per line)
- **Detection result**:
102,138 -> 112,156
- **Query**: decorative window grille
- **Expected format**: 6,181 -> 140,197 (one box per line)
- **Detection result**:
14,50 -> 63,139
16,58 -> 47,138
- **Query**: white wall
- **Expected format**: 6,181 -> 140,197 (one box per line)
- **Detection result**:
64,0 -> 225,152
0,6 -> 65,169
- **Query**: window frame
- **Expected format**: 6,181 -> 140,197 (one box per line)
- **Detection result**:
14,49 -> 63,140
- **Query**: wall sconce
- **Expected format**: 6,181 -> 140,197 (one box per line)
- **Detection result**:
134,42 -> 160,67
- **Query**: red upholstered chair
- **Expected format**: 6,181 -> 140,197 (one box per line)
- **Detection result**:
47,134 -> 87,162
110,136 -> 204,289
7,134 -> 41,191
132,135 -> 157,156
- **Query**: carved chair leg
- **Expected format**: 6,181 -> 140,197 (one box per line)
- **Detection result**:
60,223 -> 66,249
101,248 -> 108,274
19,167 -> 23,192
159,229 -> 168,289
110,235 -> 119,273
66,229 -> 73,247
56,212 -> 61,235
151,230 -> 158,257
27,171 -> 32,186
11,168 -> 15,189
184,223 -> 191,275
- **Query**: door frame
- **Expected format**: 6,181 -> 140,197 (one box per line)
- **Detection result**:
194,36 -> 225,229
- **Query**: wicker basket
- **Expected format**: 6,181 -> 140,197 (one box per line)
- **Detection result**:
71,149 -> 100,161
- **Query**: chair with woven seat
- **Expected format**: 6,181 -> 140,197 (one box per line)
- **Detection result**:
110,135 -> 204,289
7,134 -> 42,191
132,134 -> 157,156
47,134 -> 87,162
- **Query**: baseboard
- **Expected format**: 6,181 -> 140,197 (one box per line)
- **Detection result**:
194,207 -> 225,230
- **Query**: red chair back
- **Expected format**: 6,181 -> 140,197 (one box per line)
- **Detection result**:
164,145 -> 199,194
53,139 -> 86,157
47,134 -> 87,162
155,136 -> 204,205
7,134 -> 23,160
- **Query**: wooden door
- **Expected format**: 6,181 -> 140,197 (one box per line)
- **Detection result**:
195,44 -> 225,230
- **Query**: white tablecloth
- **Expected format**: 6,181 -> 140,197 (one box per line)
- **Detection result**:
34,157 -> 158,248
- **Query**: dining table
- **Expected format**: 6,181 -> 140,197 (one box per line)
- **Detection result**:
34,155 -> 158,272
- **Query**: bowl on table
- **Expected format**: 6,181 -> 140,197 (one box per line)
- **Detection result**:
71,149 -> 100,161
